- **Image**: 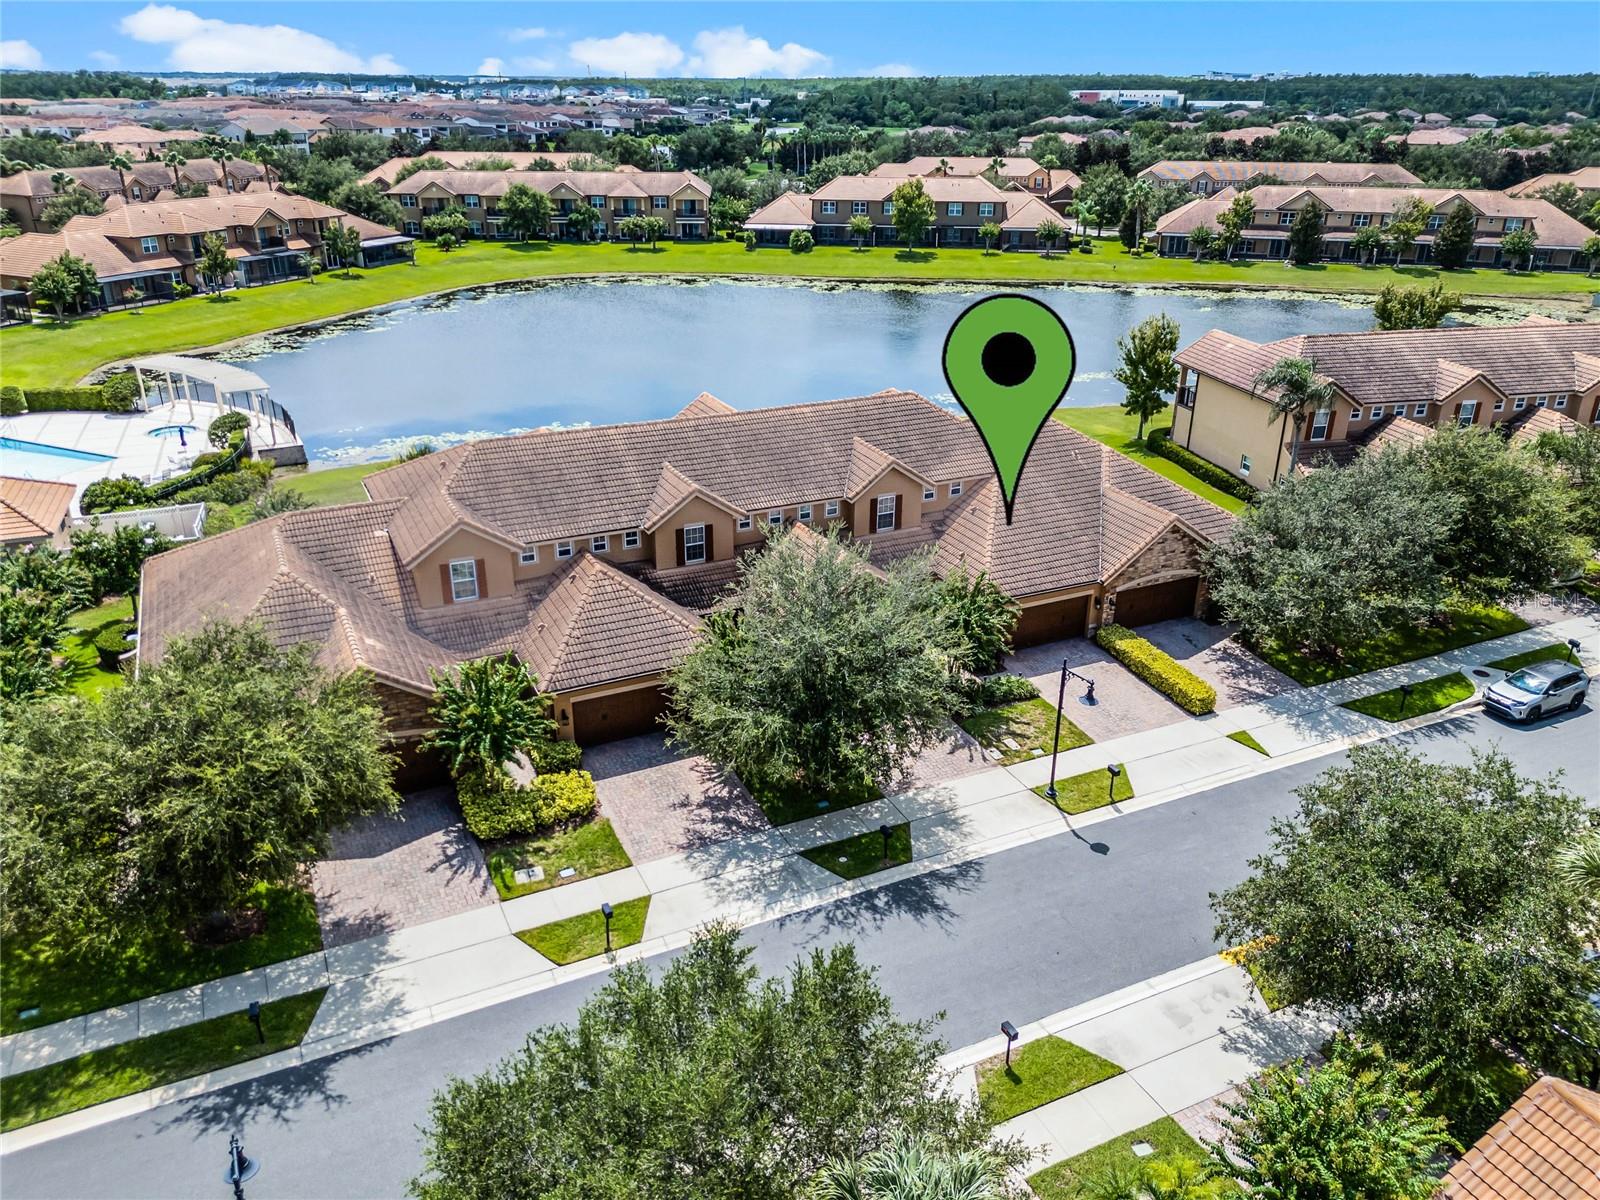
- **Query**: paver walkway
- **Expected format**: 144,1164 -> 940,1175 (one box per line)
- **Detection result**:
3,612 -> 1594,1130
587,734 -> 767,863
1006,635 -> 1191,741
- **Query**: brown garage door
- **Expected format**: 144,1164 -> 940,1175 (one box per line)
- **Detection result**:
1013,595 -> 1090,648
1113,577 -> 1199,627
572,685 -> 668,745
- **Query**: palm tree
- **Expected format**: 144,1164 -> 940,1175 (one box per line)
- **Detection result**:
108,152 -> 133,201
1556,834 -> 1600,894
810,1131 -> 1011,1200
937,156 -> 953,176
49,170 -> 75,195
1128,178 -> 1157,247
162,149 -> 184,192
1253,356 -> 1336,475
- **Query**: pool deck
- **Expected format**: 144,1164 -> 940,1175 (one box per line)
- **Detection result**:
0,403 -> 296,493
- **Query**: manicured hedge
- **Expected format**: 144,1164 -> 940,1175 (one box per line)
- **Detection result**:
20,385 -> 135,414
1145,427 -> 1258,503
0,386 -> 24,416
1096,622 -> 1217,715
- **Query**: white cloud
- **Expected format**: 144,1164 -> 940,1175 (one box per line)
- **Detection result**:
0,39 -> 43,69
88,49 -> 122,67
118,4 -> 404,73
687,27 -> 828,77
475,57 -> 505,76
512,55 -> 558,75
567,31 -> 684,78
865,63 -> 919,78
508,27 -> 550,42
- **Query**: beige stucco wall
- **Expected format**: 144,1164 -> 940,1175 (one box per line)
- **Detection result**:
413,528 -> 516,607
512,529 -> 652,582
848,467 -> 926,533
652,496 -> 738,571
1179,376 -> 1290,489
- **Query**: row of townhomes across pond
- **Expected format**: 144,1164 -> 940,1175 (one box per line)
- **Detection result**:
137,390 -> 1233,778
0,194 -> 414,309
866,155 -> 1082,207
384,169 -> 712,240
1137,159 -> 1422,193
1154,186 -> 1594,270
0,161 -> 273,234
1171,319 -> 1600,489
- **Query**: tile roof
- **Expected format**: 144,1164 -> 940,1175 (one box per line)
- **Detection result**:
1507,167 -> 1600,196
1439,1076 -> 1600,1200
1508,406 -> 1583,444
386,169 -> 708,200
869,156 -> 1047,179
0,476 -> 75,544
1178,320 -> 1600,409
1140,160 -> 1421,186
66,193 -> 343,239
1363,415 -> 1436,450
674,391 -> 736,418
744,190 -> 813,230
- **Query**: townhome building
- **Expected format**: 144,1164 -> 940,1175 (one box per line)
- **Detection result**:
745,174 -> 1066,248
358,152 -> 639,190
1154,185 -> 1594,270
137,390 -> 1232,774
0,194 -> 410,308
1507,166 -> 1600,202
1168,319 -> 1600,489
868,155 -> 1082,210
0,161 -> 270,233
73,125 -> 206,155
1137,160 -> 1422,194
385,169 -> 711,240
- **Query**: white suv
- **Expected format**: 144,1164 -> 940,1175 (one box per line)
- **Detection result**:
1483,660 -> 1589,723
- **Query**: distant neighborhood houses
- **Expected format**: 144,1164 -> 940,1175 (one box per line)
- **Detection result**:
1139,160 -> 1423,193
385,169 -> 711,240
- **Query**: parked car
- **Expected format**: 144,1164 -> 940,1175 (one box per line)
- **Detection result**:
1482,660 -> 1589,723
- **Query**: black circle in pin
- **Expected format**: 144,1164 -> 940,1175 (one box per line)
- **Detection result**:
981,331 -> 1036,388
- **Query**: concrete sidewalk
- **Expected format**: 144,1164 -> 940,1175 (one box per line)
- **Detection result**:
940,955 -> 1338,1173
3,613 -> 1594,1089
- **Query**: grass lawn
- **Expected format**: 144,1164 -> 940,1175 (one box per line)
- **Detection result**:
1029,1117 -> 1214,1200
958,696 -> 1093,765
273,459 -> 396,507
515,896 -> 650,965
4,239 -> 1593,390
1053,408 -> 1248,515
745,769 -> 882,826
1,883 -> 322,1036
976,1036 -> 1123,1123
1032,763 -> 1134,816
61,595 -> 134,698
0,988 -> 326,1132
1226,730 -> 1269,756
485,819 -> 633,901
1250,604 -> 1529,686
1486,642 -> 1582,672
1341,671 -> 1476,722
799,822 -> 912,880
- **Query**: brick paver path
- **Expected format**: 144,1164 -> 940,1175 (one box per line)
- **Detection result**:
899,722 -> 990,789
586,734 -> 770,863
1007,636 -> 1190,742
312,788 -> 496,947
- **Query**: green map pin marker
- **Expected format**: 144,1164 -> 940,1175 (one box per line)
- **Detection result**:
942,294 -> 1076,525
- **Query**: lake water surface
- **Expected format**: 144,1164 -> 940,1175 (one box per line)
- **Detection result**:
221,278 -> 1381,463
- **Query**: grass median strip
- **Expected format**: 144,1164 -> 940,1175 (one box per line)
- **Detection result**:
486,819 -> 633,902
1028,1117 -> 1216,1200
1032,763 -> 1134,816
799,823 -> 912,880
1485,642 -> 1581,672
1226,729 -> 1270,756
515,896 -> 650,965
959,697 -> 1093,765
976,1036 -> 1123,1123
0,988 -> 326,1132
1341,671 -> 1476,722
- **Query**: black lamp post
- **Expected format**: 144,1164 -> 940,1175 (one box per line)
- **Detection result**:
879,823 -> 892,866
1000,1020 -> 1018,1068
246,999 -> 263,1045
601,902 -> 614,953
1106,763 -> 1122,802
1045,657 -> 1069,800
224,1133 -> 260,1197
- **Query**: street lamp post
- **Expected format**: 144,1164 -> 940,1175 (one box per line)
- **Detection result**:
1045,657 -> 1069,800
601,902 -> 614,954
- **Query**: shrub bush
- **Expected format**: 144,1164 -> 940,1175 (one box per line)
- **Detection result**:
457,763 -> 538,841
173,282 -> 194,300
93,625 -> 133,670
208,411 -> 250,449
80,475 -> 152,514
530,769 -> 597,828
0,385 -> 24,415
530,739 -> 583,774
978,673 -> 1039,706
1096,623 -> 1217,714
788,229 -> 814,253
1145,427 -> 1258,503
743,232 -> 757,250
100,373 -> 140,410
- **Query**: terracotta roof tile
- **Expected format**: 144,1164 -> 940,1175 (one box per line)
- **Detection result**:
1440,1077 -> 1600,1200
0,476 -> 75,544
674,391 -> 736,418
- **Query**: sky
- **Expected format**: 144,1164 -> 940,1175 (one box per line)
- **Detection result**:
1,2 -> 1597,80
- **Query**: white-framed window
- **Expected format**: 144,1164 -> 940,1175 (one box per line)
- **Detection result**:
624,530 -> 640,548
922,485 -> 936,500
464,195 -> 480,208
979,202 -> 995,217
589,195 -> 605,208
591,534 -> 608,553
949,481 -> 963,497
1369,406 -> 1382,420
1309,409 -> 1331,441
798,504 -> 812,521
1536,395 -> 1548,408
1413,403 -> 1428,418
1352,213 -> 1371,228
519,548 -> 538,565
1425,214 -> 1444,230
683,523 -> 706,564
448,558 -> 479,602
767,510 -> 784,526
401,194 -> 417,207
556,541 -> 574,559
821,200 -> 837,215
1493,399 -> 1505,412
874,494 -> 896,532
1555,395 -> 1567,409
947,202 -> 963,216
405,221 -> 420,235
653,196 -> 667,209
737,515 -> 752,531
824,499 -> 840,517
140,236 -> 159,254
1278,210 -> 1295,226
1458,400 -> 1478,426
882,200 -> 894,215
1239,454 -> 1252,476
1515,397 -> 1527,410
1504,217 -> 1524,232
469,222 -> 482,235
851,201 -> 868,215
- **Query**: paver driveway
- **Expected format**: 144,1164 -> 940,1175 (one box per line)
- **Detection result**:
1006,636 -> 1189,742
311,788 -> 496,948
585,734 -> 770,863
1137,619 -> 1299,710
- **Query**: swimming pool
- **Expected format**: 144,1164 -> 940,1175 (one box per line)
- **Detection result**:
0,435 -> 116,480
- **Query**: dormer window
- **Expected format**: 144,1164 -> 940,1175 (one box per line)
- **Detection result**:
624,530 -> 640,548
591,534 -> 609,552
556,541 -> 574,559
448,559 -> 479,602
519,548 -> 538,565
683,523 -> 706,564
737,515 -> 752,531
141,236 -> 159,254
874,494 -> 897,532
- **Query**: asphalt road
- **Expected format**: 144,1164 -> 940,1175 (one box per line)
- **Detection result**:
5,707 -> 1596,1200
